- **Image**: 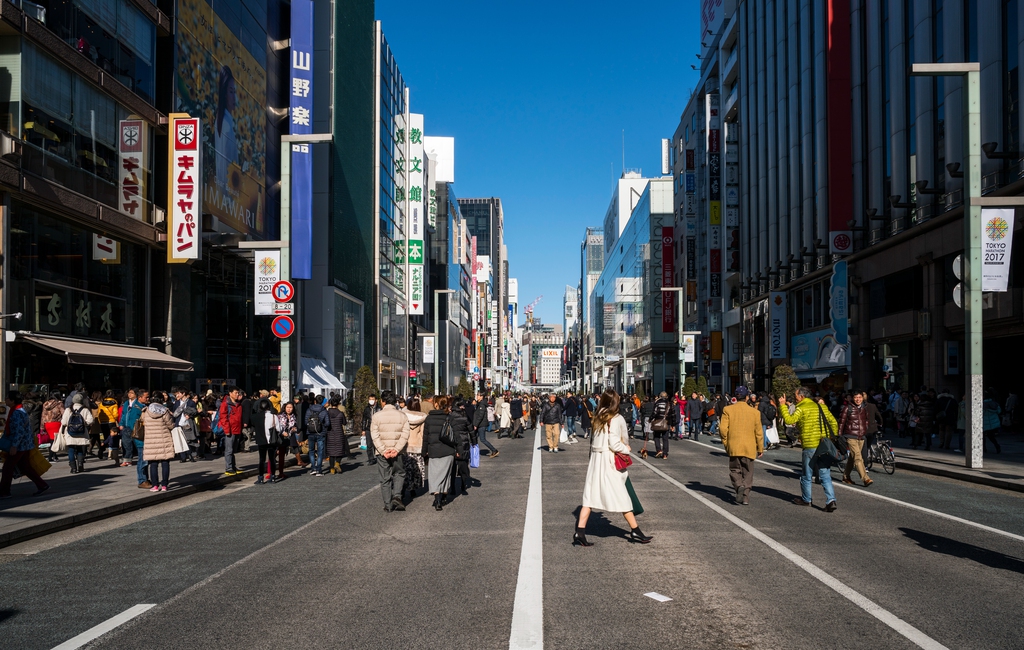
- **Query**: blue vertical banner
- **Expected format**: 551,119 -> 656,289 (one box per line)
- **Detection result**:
829,260 -> 848,346
290,0 -> 314,279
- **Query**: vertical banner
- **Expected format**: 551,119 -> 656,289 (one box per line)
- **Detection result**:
769,292 -> 788,358
290,0 -> 315,279
827,0 -> 853,254
118,119 -> 147,222
706,93 -> 721,302
92,234 -> 119,262
981,208 -> 1015,291
255,250 -> 282,315
423,336 -> 435,364
408,113 -> 425,315
662,227 -> 675,333
829,260 -> 849,346
168,114 -> 201,263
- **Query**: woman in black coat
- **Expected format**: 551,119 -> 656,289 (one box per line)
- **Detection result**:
449,399 -> 477,497
325,396 -> 349,474
423,396 -> 458,511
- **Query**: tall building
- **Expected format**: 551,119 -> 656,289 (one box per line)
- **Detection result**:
678,0 -> 1024,399
579,227 -> 605,391
591,178 -> 678,395
2,0 -> 306,396
459,197 -> 509,389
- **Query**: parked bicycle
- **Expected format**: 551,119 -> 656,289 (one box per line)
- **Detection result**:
865,438 -> 897,475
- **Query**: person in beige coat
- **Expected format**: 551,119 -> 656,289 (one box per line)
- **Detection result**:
402,397 -> 428,499
141,401 -> 175,491
574,390 -> 652,547
719,386 -> 764,505
370,391 -> 410,512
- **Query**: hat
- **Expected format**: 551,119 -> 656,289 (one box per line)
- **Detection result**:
734,386 -> 749,399
72,393 -> 84,405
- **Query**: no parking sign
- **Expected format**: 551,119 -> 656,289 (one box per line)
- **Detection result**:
271,315 -> 295,339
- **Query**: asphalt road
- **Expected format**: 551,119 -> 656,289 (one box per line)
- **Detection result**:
2,428 -> 1023,649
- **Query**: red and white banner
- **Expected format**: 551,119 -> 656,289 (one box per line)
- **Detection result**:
118,119 -> 147,222
91,234 -> 118,262
168,114 -> 201,263
662,226 -> 675,333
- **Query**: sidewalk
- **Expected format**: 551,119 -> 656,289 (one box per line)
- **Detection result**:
0,448 -> 312,548
883,429 -> 1024,493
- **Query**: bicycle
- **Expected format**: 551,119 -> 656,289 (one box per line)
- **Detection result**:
865,438 -> 896,475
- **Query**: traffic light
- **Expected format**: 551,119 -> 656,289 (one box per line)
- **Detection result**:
410,375 -> 417,391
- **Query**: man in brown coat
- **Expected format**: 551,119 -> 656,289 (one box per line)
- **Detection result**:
719,386 -> 764,505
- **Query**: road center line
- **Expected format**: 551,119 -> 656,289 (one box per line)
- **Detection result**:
684,438 -> 1024,544
51,604 -> 156,650
509,425 -> 544,650
634,455 -> 949,650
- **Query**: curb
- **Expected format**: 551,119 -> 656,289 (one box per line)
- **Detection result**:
0,462 -> 292,550
895,459 -> 1024,494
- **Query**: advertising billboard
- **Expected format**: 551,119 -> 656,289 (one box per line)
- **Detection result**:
175,0 -> 266,236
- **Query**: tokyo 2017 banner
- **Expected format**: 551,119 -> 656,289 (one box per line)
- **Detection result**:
175,0 -> 267,237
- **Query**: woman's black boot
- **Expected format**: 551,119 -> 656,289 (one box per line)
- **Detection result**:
433,494 -> 443,511
629,527 -> 653,544
572,527 -> 593,547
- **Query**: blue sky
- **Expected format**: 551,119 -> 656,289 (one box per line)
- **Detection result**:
375,0 -> 702,326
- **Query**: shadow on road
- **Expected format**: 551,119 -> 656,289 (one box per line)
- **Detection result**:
685,481 -> 736,505
750,484 -> 799,505
899,527 -> 1024,574
571,506 -> 627,539
0,609 -> 17,623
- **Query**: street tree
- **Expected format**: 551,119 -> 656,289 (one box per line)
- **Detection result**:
771,364 -> 802,401
353,365 -> 379,414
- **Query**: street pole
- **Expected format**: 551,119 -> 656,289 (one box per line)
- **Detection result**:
910,63 -> 983,468
434,289 -> 455,396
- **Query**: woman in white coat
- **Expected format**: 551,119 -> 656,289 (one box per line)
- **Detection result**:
575,389 -> 652,546
499,400 -> 512,437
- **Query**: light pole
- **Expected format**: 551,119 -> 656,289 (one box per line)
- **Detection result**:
910,62 -> 983,468
433,289 -> 456,396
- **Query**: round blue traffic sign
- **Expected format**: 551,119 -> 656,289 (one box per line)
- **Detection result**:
271,315 -> 295,339
272,280 -> 295,303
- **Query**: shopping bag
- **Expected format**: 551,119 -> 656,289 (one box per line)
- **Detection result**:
764,424 -> 780,445
27,449 -> 51,476
50,431 -> 66,454
359,435 -> 367,451
559,427 -> 568,444
171,427 -> 190,454
469,444 -> 480,468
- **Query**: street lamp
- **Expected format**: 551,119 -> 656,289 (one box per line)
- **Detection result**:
910,62 -> 983,468
433,289 -> 456,396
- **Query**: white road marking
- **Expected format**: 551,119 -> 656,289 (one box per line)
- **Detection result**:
635,456 -> 949,650
685,438 -> 1024,544
644,592 -> 673,602
509,425 -> 544,650
70,484 -> 378,646
51,604 -> 155,650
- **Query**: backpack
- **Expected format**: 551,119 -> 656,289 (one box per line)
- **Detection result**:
306,409 -> 324,434
66,406 -> 87,436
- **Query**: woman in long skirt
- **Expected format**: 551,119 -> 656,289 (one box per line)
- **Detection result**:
423,395 -> 457,511
574,389 -> 652,546
402,397 -> 428,498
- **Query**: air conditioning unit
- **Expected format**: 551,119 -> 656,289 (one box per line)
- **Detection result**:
0,132 -> 23,164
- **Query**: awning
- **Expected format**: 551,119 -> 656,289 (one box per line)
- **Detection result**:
17,332 -> 194,371
299,356 -> 346,392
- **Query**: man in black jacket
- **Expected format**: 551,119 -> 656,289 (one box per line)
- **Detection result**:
509,395 -> 525,438
651,392 -> 677,458
540,394 -> 564,452
472,393 -> 498,458
362,395 -> 382,465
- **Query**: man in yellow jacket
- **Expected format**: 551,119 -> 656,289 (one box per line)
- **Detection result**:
779,387 -> 839,512
719,386 -> 763,505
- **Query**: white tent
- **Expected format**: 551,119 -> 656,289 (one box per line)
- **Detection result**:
299,356 -> 347,395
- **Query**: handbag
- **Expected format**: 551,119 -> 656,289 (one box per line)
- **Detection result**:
132,416 -> 145,441
469,444 -> 480,468
439,416 -> 457,447
27,448 -> 51,476
614,451 -> 632,471
0,434 -> 11,452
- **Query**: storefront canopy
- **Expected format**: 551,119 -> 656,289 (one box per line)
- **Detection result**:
299,356 -> 346,393
17,332 -> 194,371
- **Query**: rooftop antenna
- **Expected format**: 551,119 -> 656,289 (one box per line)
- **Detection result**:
621,129 -> 625,176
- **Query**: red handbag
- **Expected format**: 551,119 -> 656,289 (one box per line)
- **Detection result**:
614,452 -> 632,472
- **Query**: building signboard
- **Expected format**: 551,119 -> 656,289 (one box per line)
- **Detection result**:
829,260 -> 848,346
290,0 -> 314,279
769,291 -> 787,359
167,114 -> 201,263
254,250 -> 282,315
118,119 -> 147,222
662,227 -> 675,333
